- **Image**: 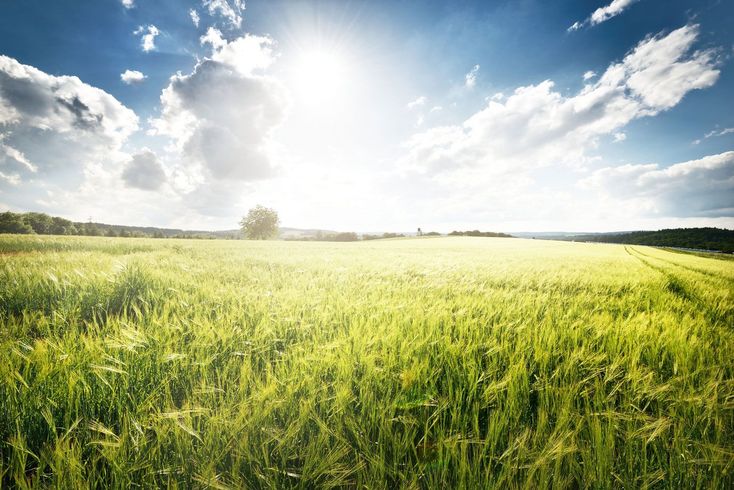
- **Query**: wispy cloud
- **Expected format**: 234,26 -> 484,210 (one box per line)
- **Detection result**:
569,0 -> 640,32
190,9 -> 200,28
121,0 -> 134,9
202,0 -> 245,29
134,25 -> 160,52
465,64 -> 479,88
406,96 -> 427,110
693,127 -> 734,145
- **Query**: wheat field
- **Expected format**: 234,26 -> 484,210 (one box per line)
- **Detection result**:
1,235 -> 733,488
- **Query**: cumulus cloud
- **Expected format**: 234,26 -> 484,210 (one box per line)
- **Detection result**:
0,55 -> 137,143
583,70 -> 596,81
581,151 -> 734,217
150,29 -> 286,207
203,0 -> 245,29
0,54 -> 138,195
406,96 -> 426,110
121,0 -> 134,9
122,149 -> 166,190
569,0 -> 640,32
190,9 -> 200,27
401,25 -> 719,178
465,64 -> 479,88
201,28 -> 276,75
120,69 -> 146,84
134,25 -> 160,52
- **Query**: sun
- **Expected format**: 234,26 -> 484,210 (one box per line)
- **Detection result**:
293,49 -> 348,103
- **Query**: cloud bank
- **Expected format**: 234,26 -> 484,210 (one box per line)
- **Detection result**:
582,151 -> 734,217
150,29 -> 287,214
402,25 -> 719,177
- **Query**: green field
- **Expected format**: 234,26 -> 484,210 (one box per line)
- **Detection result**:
1,236 -> 733,488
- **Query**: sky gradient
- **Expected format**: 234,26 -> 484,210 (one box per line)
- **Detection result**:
0,0 -> 733,232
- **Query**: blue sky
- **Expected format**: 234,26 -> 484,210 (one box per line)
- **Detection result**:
0,0 -> 732,231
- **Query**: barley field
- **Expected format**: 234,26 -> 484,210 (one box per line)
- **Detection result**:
1,235 -> 733,488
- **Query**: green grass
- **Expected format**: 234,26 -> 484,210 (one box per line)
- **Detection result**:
1,235 -> 733,488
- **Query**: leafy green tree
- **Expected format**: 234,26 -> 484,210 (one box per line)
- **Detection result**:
24,212 -> 53,234
82,222 -> 101,236
0,212 -> 34,234
50,216 -> 75,235
240,205 -> 279,240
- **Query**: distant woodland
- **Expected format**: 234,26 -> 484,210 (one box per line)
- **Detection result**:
1,212 -> 731,251
0,211 -> 237,239
569,228 -> 734,253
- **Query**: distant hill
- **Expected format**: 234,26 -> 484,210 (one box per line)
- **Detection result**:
564,228 -> 734,253
279,227 -> 337,239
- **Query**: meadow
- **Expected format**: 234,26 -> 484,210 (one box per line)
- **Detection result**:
0,235 -> 733,488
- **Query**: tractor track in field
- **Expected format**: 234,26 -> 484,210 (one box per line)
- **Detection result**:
624,246 -> 734,325
634,247 -> 733,284
625,246 -> 732,289
625,246 -> 734,325
624,246 -> 697,302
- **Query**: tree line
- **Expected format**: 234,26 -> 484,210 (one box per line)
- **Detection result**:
0,211 -> 231,239
448,230 -> 513,238
572,228 -> 734,253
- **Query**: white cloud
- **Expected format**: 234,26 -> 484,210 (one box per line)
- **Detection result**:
613,132 -> 626,142
465,64 -> 479,88
190,9 -> 200,28
402,25 -> 718,178
134,25 -> 160,53
406,96 -> 427,110
430,105 -> 443,113
0,55 -> 138,198
583,70 -> 596,81
707,127 -> 734,138
694,126 -> 734,144
0,55 -> 138,143
201,28 -> 276,75
150,32 -> 287,214
569,0 -> 640,32
121,0 -> 134,9
122,149 -> 166,190
0,170 -> 20,186
1,139 -> 37,173
397,24 -> 722,226
591,0 -> 639,26
120,69 -> 146,84
202,0 -> 245,29
581,151 -> 734,217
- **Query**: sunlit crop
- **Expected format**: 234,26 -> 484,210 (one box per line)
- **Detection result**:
1,235 -> 732,488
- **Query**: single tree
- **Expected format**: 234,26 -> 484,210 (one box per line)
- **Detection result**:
240,205 -> 279,240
